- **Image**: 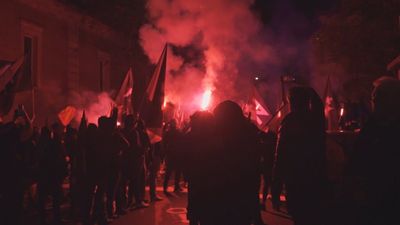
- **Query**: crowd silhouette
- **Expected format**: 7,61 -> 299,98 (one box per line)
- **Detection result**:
0,78 -> 400,225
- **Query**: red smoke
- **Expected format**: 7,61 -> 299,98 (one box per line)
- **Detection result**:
140,0 -> 274,114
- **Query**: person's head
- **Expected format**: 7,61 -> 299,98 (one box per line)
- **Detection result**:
51,122 -> 64,138
135,119 -> 146,130
98,116 -> 112,132
168,119 -> 177,129
190,111 -> 214,133
213,100 -> 245,128
288,86 -> 310,112
371,77 -> 400,122
13,108 -> 27,128
123,114 -> 135,129
87,123 -> 97,137
66,125 -> 77,136
40,126 -> 51,140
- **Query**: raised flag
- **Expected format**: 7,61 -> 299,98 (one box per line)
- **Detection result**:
0,56 -> 25,116
115,68 -> 134,115
0,62 -> 12,79
142,44 -> 167,128
0,56 -> 24,91
58,106 -> 77,126
146,44 -> 167,102
245,87 -> 271,128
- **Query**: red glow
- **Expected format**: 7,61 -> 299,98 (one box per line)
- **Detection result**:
278,111 -> 282,118
163,98 -> 167,109
340,107 -> 344,117
200,89 -> 212,110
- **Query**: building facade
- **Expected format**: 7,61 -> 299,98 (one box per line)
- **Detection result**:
0,0 -> 132,124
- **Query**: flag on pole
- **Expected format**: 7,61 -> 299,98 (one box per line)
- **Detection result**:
146,44 -> 167,102
244,87 -> 271,129
58,106 -> 77,126
142,44 -> 167,128
115,68 -> 134,115
0,62 -> 12,79
0,56 -> 25,116
0,56 -> 24,91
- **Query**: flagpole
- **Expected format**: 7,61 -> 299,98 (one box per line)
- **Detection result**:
31,87 -> 35,122
261,75 -> 288,130
262,102 -> 286,130
30,53 -> 36,122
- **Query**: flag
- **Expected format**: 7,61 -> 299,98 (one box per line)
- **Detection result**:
146,128 -> 163,144
0,56 -> 24,91
0,56 -> 25,116
244,87 -> 271,129
0,62 -> 12,79
142,44 -> 167,128
263,102 -> 290,133
146,45 -> 167,103
115,68 -> 134,115
58,106 -> 77,126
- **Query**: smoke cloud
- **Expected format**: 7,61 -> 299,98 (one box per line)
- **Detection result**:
139,0 -> 276,113
70,91 -> 115,125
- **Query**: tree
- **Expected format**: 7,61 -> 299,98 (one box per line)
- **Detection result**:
313,0 -> 399,82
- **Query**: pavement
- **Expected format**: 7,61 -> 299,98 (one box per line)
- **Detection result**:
23,185 -> 293,225
111,186 -> 294,225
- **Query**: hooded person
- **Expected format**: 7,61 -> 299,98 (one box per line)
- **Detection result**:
274,86 -> 327,225
346,77 -> 400,225
183,111 -> 216,225
199,100 -> 262,225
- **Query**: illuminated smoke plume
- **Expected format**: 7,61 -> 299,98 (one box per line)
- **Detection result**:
140,0 -> 275,113
70,91 -> 115,125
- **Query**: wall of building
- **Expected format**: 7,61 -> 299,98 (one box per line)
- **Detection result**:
0,0 -> 131,125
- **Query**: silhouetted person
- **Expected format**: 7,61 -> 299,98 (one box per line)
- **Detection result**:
163,119 -> 184,194
103,113 -> 128,218
37,123 -> 68,225
200,100 -> 262,225
346,77 -> 400,225
64,125 -> 80,219
0,106 -> 32,225
259,130 -> 277,210
149,141 -> 164,202
86,117 -> 111,225
131,119 -> 150,208
274,86 -> 327,225
119,115 -> 147,210
184,111 -> 215,225
80,123 -> 104,225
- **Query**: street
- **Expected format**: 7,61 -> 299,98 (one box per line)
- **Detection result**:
111,187 -> 293,225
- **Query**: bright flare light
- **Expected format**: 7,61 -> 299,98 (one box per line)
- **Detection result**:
200,90 -> 212,110
163,98 -> 167,109
340,107 -> 344,117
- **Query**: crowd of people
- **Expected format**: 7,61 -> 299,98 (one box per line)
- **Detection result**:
1,77 -> 400,225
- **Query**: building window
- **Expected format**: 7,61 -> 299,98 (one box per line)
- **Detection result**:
23,36 -> 33,84
21,21 -> 42,88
